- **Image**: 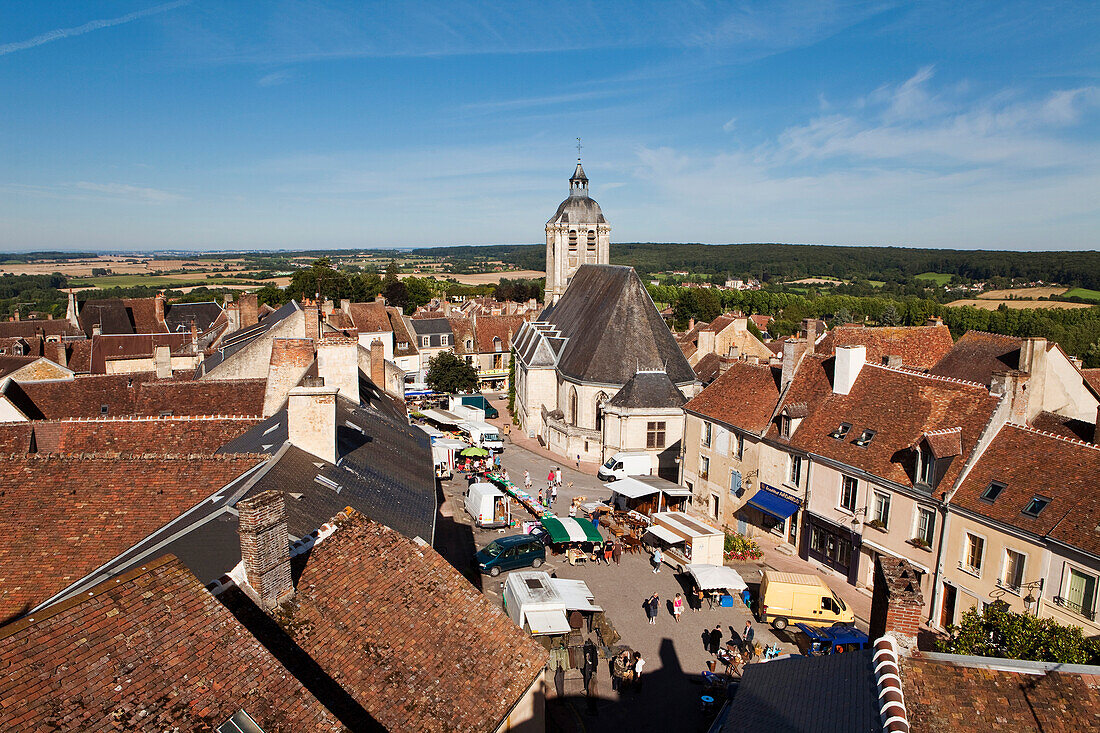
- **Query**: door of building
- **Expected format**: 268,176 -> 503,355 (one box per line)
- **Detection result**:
941,583 -> 957,629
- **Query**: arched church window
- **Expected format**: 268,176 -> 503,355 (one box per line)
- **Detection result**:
595,392 -> 606,432
587,230 -> 597,253
569,386 -> 578,424
568,231 -> 578,251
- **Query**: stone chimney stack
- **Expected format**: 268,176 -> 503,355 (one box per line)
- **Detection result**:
990,369 -> 1030,424
833,345 -> 866,395
239,293 -> 259,329
340,298 -> 351,314
781,338 -> 809,390
238,490 -> 294,610
303,303 -> 319,343
287,385 -> 338,464
883,354 -> 903,369
153,344 -> 172,379
698,328 -> 716,357
801,317 -> 818,346
869,556 -> 925,655
154,292 -> 166,327
688,317 -> 695,332
66,290 -> 79,328
51,341 -> 67,368
371,338 -> 386,389
226,301 -> 240,334
375,294 -> 386,305
317,335 -> 360,405
925,316 -> 943,327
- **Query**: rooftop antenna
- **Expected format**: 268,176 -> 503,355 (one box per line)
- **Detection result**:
576,137 -> 582,161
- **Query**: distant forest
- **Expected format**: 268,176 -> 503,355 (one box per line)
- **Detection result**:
418,243 -> 1100,290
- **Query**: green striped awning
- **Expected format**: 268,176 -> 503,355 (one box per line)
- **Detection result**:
539,516 -> 603,544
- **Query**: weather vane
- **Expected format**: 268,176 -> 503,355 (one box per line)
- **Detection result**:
576,137 -> 582,160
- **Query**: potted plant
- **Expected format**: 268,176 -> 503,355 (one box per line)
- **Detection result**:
865,518 -> 887,531
908,536 -> 931,550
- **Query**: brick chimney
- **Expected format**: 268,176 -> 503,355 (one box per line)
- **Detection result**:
781,338 -> 809,390
303,303 -> 319,343
317,335 -> 360,405
239,293 -> 259,329
370,338 -> 386,389
238,490 -> 294,610
801,317 -> 818,345
869,556 -> 924,655
287,385 -> 338,464
990,369 -> 1029,424
688,317 -> 695,332
51,341 -> 67,368
153,344 -> 172,379
154,292 -> 166,327
833,345 -> 866,395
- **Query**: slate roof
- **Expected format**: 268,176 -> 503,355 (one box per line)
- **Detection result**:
199,300 -> 300,376
789,364 -> 1000,490
684,361 -> 782,434
0,453 -> 263,622
164,300 -> 223,333
931,331 -> 1023,385
951,423 -> 1100,555
901,655 -> 1100,732
607,370 -> 687,409
273,513 -> 547,733
410,317 -> 453,335
219,394 -> 436,545
721,648 -> 882,732
815,325 -> 955,370
0,555 -> 341,732
542,265 -> 695,385
5,373 -> 266,419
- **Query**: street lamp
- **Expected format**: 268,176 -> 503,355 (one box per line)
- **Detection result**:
850,507 -> 868,528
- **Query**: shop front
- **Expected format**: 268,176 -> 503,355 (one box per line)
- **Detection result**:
741,482 -> 800,546
800,512 -> 861,586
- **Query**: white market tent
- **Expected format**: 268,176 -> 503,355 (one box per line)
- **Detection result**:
686,563 -> 748,592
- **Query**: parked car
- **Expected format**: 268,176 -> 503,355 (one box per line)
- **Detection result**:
475,534 -> 546,577
795,622 -> 869,655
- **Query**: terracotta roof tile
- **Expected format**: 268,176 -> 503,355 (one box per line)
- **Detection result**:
953,423 -> 1100,555
815,324 -> 955,370
448,316 -> 475,354
278,513 -> 547,733
685,361 -> 782,434
765,352 -> 835,443
0,424 -> 33,453
475,314 -> 528,353
1029,410 -> 1096,442
0,320 -> 82,340
901,655 -> 1100,732
0,453 -> 263,621
1082,368 -> 1100,395
789,364 -> 999,487
931,330 -> 1023,385
27,415 -> 262,454
347,301 -> 391,332
0,555 -> 341,731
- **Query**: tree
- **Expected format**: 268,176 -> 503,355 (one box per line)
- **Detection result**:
672,288 -> 721,329
880,304 -> 900,326
937,602 -> 1100,665
426,351 -> 479,394
832,307 -> 853,326
403,277 -> 435,314
383,279 -> 409,311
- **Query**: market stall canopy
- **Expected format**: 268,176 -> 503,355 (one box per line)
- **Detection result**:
746,484 -> 800,521
552,578 -> 603,613
540,516 -> 603,544
524,609 -> 571,635
460,446 -> 490,457
420,408 -> 465,426
435,438 -> 468,450
687,564 -> 748,592
606,475 -> 692,499
645,524 -> 684,545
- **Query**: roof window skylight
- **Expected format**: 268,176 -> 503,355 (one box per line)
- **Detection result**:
980,481 -> 1006,503
830,423 -> 851,440
852,429 -> 876,447
1022,496 -> 1051,517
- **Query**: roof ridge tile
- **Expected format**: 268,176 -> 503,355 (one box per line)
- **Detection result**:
1005,421 -> 1100,452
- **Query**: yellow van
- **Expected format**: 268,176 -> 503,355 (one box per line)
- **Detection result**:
759,571 -> 854,630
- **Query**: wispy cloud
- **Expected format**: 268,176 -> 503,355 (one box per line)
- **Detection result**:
0,1 -> 189,57
73,182 -> 184,203
258,70 -> 294,87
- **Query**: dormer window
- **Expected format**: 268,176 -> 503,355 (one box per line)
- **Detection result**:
852,429 -> 876,447
1022,496 -> 1051,517
780,415 -> 791,438
830,423 -> 851,440
465,339 -> 473,350
981,481 -> 1006,503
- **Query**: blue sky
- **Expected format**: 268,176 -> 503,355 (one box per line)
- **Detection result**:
0,1 -> 1097,251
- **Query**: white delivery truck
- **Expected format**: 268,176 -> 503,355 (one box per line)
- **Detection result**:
450,403 -> 486,422
464,482 -> 510,528
462,420 -> 504,452
597,451 -> 653,481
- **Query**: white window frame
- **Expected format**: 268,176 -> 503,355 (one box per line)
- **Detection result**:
839,475 -> 858,513
787,454 -> 802,488
699,455 -> 710,481
702,421 -> 712,448
872,491 -> 891,528
1000,548 -> 1026,593
961,531 -> 986,577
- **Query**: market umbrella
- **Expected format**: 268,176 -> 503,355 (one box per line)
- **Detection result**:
686,563 -> 748,592
539,516 -> 603,544
460,446 -> 490,457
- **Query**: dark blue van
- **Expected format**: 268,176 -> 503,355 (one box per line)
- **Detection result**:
476,534 -> 545,576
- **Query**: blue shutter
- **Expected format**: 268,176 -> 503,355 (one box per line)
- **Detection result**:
730,470 -> 742,496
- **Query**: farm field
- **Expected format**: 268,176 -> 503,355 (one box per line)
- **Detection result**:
786,276 -> 843,285
914,272 -> 953,286
1063,287 -> 1100,302
420,269 -> 544,285
946,299 -> 1093,311
976,286 -> 1067,300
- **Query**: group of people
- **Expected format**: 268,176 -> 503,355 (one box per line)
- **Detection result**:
641,592 -> 688,625
523,468 -> 560,510
610,649 -> 646,692
706,622 -> 756,677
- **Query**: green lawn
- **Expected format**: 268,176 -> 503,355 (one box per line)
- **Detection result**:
1064,287 -> 1100,302
914,272 -> 953,286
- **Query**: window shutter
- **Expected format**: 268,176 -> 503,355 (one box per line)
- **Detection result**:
730,470 -> 742,495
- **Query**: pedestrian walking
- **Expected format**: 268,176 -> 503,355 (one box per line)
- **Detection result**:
611,540 -> 621,565
581,639 -> 597,692
673,593 -> 684,623
709,624 -> 723,654
524,469 -> 531,488
576,454 -> 581,469
568,502 -> 577,518
546,468 -> 554,490
633,652 -> 645,691
742,620 -> 755,655
602,540 -> 613,565
555,468 -> 563,487
538,488 -> 544,506
646,593 -> 660,625
550,484 -> 558,506
651,546 -> 663,573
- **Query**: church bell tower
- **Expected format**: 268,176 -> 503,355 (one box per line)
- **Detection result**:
545,153 -> 611,305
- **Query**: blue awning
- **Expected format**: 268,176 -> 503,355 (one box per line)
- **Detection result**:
747,487 -> 800,521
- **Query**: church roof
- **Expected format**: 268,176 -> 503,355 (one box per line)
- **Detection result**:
608,370 -> 688,409
542,264 -> 696,386
548,195 -> 605,225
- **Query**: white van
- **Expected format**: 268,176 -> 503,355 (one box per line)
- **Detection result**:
464,482 -> 510,528
462,421 -> 504,452
597,451 -> 653,481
